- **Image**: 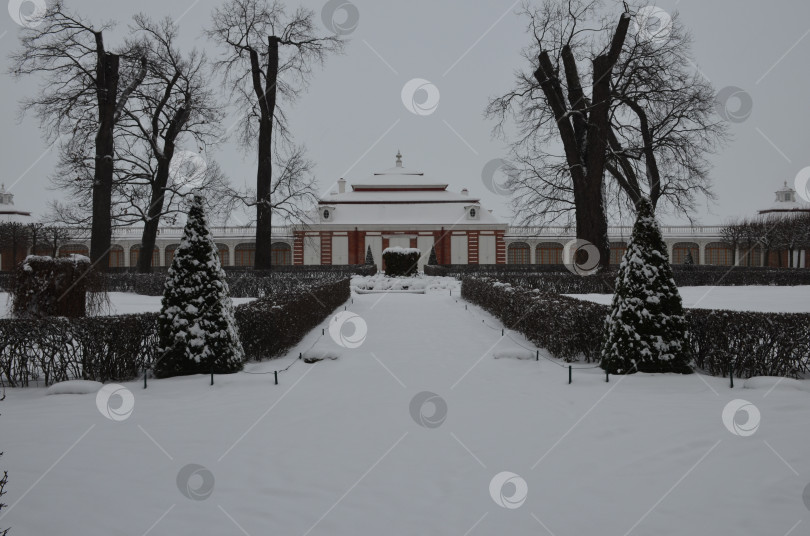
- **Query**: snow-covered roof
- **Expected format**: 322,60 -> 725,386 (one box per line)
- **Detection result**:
349,152 -> 448,190
758,181 -> 810,214
0,183 -> 32,223
325,189 -> 478,203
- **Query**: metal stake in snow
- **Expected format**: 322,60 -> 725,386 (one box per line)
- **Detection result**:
274,371 -> 278,385
606,370 -> 609,383
729,362 -> 734,388
211,367 -> 214,386
143,367 -> 147,390
569,365 -> 572,384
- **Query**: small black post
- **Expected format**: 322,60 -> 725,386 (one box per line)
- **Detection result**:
729,362 -> 734,388
501,328 -> 504,336
568,365 -> 572,385
344,306 -> 347,311
299,352 -> 302,360
465,304 -> 468,310
322,328 -> 325,336
352,298 -> 354,304
274,371 -> 278,385
606,370 -> 609,383
536,350 -> 539,362
210,369 -> 214,386
143,367 -> 147,390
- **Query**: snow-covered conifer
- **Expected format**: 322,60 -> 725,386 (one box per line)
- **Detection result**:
365,245 -> 375,266
155,195 -> 244,378
600,199 -> 692,374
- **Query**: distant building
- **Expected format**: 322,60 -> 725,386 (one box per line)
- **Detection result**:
0,183 -> 33,224
758,181 -> 810,217
299,152 -> 508,270
4,159 -> 807,270
0,184 -> 34,270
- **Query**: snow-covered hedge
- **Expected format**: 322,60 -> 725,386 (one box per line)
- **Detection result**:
11,255 -> 105,318
382,247 -> 420,277
433,266 -> 810,293
461,276 -> 810,378
234,278 -> 351,361
100,267 -> 374,297
0,278 -> 352,386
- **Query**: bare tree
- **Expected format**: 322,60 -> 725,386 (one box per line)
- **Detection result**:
488,0 -> 631,269
121,15 -> 228,272
488,1 -> 726,267
720,218 -> 746,266
0,222 -> 32,269
9,0 -> 147,270
605,5 -> 726,214
208,0 -> 343,269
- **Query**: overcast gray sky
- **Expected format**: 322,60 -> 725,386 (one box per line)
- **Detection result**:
1,0 -> 809,226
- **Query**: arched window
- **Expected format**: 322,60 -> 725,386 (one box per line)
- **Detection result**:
271,242 -> 292,266
32,244 -> 52,256
507,242 -> 530,264
705,242 -> 734,266
109,245 -> 125,268
610,242 -> 628,266
235,243 -> 255,267
739,245 -> 762,267
672,242 -> 700,265
58,243 -> 89,258
164,244 -> 181,267
536,242 -> 563,265
216,244 -> 230,267
129,245 -> 160,267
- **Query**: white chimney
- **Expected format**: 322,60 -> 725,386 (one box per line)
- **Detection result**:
461,188 -> 469,196
338,178 -> 346,194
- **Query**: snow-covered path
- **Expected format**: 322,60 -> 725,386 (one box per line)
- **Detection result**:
2,285 -> 810,535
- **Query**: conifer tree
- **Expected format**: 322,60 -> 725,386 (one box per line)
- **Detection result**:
600,199 -> 692,375
155,195 -> 244,378
683,250 -> 695,266
428,245 -> 438,266
365,245 -> 375,266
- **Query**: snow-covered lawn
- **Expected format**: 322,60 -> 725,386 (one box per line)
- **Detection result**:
568,285 -> 810,312
0,292 -> 256,318
2,281 -> 809,535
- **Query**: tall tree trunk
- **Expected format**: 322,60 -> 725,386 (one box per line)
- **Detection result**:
137,152 -> 175,273
254,37 -> 279,270
90,51 -> 120,271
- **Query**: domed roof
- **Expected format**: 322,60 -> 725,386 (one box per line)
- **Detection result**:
758,181 -> 810,215
0,183 -> 33,223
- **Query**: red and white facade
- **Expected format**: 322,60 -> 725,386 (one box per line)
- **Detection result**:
294,152 -> 508,269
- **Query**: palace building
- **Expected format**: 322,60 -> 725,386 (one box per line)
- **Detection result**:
3,154 -> 809,270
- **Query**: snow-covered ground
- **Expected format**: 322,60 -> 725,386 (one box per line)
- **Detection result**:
0,292 -> 256,318
2,282 -> 809,535
568,285 -> 810,312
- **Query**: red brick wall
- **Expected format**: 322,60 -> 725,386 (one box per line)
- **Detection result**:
495,231 -> 506,265
293,232 -> 305,266
468,231 -> 479,264
320,232 -> 332,265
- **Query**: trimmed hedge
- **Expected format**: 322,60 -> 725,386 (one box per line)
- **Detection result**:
461,276 -> 810,378
0,278 -> 352,386
382,248 -> 420,277
235,278 -> 351,361
0,314 -> 159,387
101,267 -> 372,297
427,265 -> 810,293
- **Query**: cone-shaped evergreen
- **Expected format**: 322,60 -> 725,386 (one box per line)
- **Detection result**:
683,250 -> 695,266
600,199 -> 692,375
365,245 -> 375,265
428,245 -> 438,265
155,195 -> 244,378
